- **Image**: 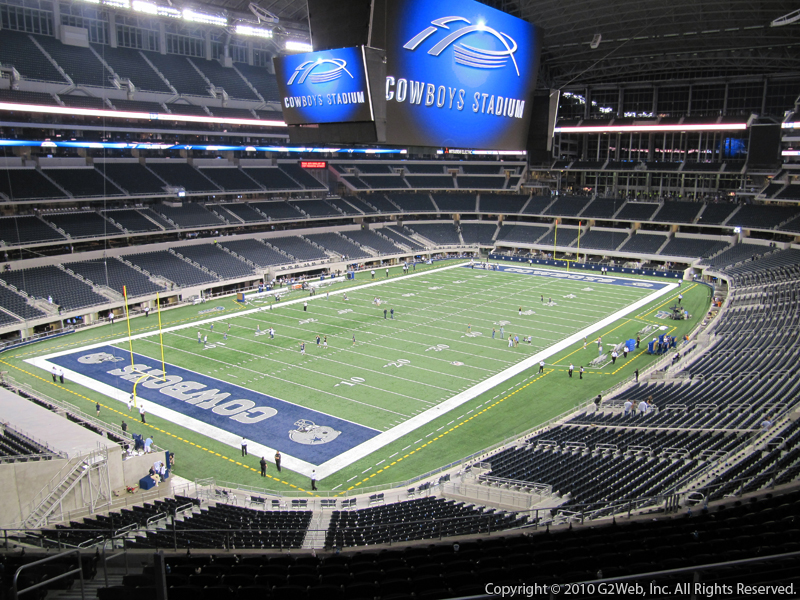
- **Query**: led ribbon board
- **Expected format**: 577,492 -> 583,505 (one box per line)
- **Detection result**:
384,0 -> 541,150
273,46 -> 374,125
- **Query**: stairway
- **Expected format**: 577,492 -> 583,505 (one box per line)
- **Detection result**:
302,510 -> 332,550
25,452 -> 107,528
50,570 -> 124,600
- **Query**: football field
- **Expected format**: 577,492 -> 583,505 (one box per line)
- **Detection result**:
26,261 -> 690,489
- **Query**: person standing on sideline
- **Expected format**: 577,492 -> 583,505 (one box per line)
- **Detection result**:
634,369 -> 639,381
611,350 -> 618,364
384,308 -> 387,319
145,306 -> 150,318
311,470 -> 317,491
274,451 -> 281,472
390,308 -> 394,319
140,404 -> 146,423
636,335 -> 641,349
568,364 -> 574,378
241,438 -> 248,457
260,456 -> 267,477
59,369 -> 65,384
121,421 -> 128,433
127,395 -> 133,412
96,402 -> 101,417
579,366 -> 585,379
623,346 -> 629,359
538,360 -> 545,374
52,367 -> 57,382
144,436 -> 153,453
598,344 -> 603,357
678,293 -> 683,305
303,301 -> 308,312
371,270 -> 375,279
386,268 -> 389,278
583,336 -> 587,350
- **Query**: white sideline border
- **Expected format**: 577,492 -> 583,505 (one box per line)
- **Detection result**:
26,262 -> 677,479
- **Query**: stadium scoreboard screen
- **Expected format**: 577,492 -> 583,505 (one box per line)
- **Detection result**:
273,46 -> 374,125
384,0 -> 541,150
279,0 -> 541,150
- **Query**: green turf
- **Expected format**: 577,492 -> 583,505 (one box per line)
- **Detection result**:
1,260 -> 711,495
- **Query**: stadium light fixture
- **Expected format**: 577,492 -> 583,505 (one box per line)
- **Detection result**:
235,24 -> 273,38
0,101 -> 286,128
157,5 -> 181,17
103,0 -> 130,7
132,0 -> 159,14
554,123 -> 748,134
285,41 -> 313,52
182,8 -> 227,26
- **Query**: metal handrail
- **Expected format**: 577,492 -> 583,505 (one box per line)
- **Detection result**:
12,548 -> 85,600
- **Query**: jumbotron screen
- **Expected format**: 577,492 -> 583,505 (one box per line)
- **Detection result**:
383,0 -> 541,150
273,46 -> 374,125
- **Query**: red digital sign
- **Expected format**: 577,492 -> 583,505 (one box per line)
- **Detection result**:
301,161 -> 328,169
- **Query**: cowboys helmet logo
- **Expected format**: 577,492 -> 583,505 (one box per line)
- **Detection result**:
78,352 -> 124,364
288,419 -> 341,445
287,58 -> 353,85
404,16 -> 520,76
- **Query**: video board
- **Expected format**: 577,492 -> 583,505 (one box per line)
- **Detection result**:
273,46 -> 374,125
382,0 -> 541,150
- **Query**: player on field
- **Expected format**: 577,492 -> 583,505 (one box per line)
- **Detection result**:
300,342 -> 305,355
323,336 -> 328,349
316,335 -> 321,347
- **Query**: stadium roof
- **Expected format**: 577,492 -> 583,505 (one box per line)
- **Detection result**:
484,0 -> 800,87
213,0 -> 800,88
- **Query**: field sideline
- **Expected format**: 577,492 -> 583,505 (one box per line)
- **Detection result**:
3,260 -> 711,494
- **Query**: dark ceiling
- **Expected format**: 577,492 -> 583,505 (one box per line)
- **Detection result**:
212,0 -> 800,88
